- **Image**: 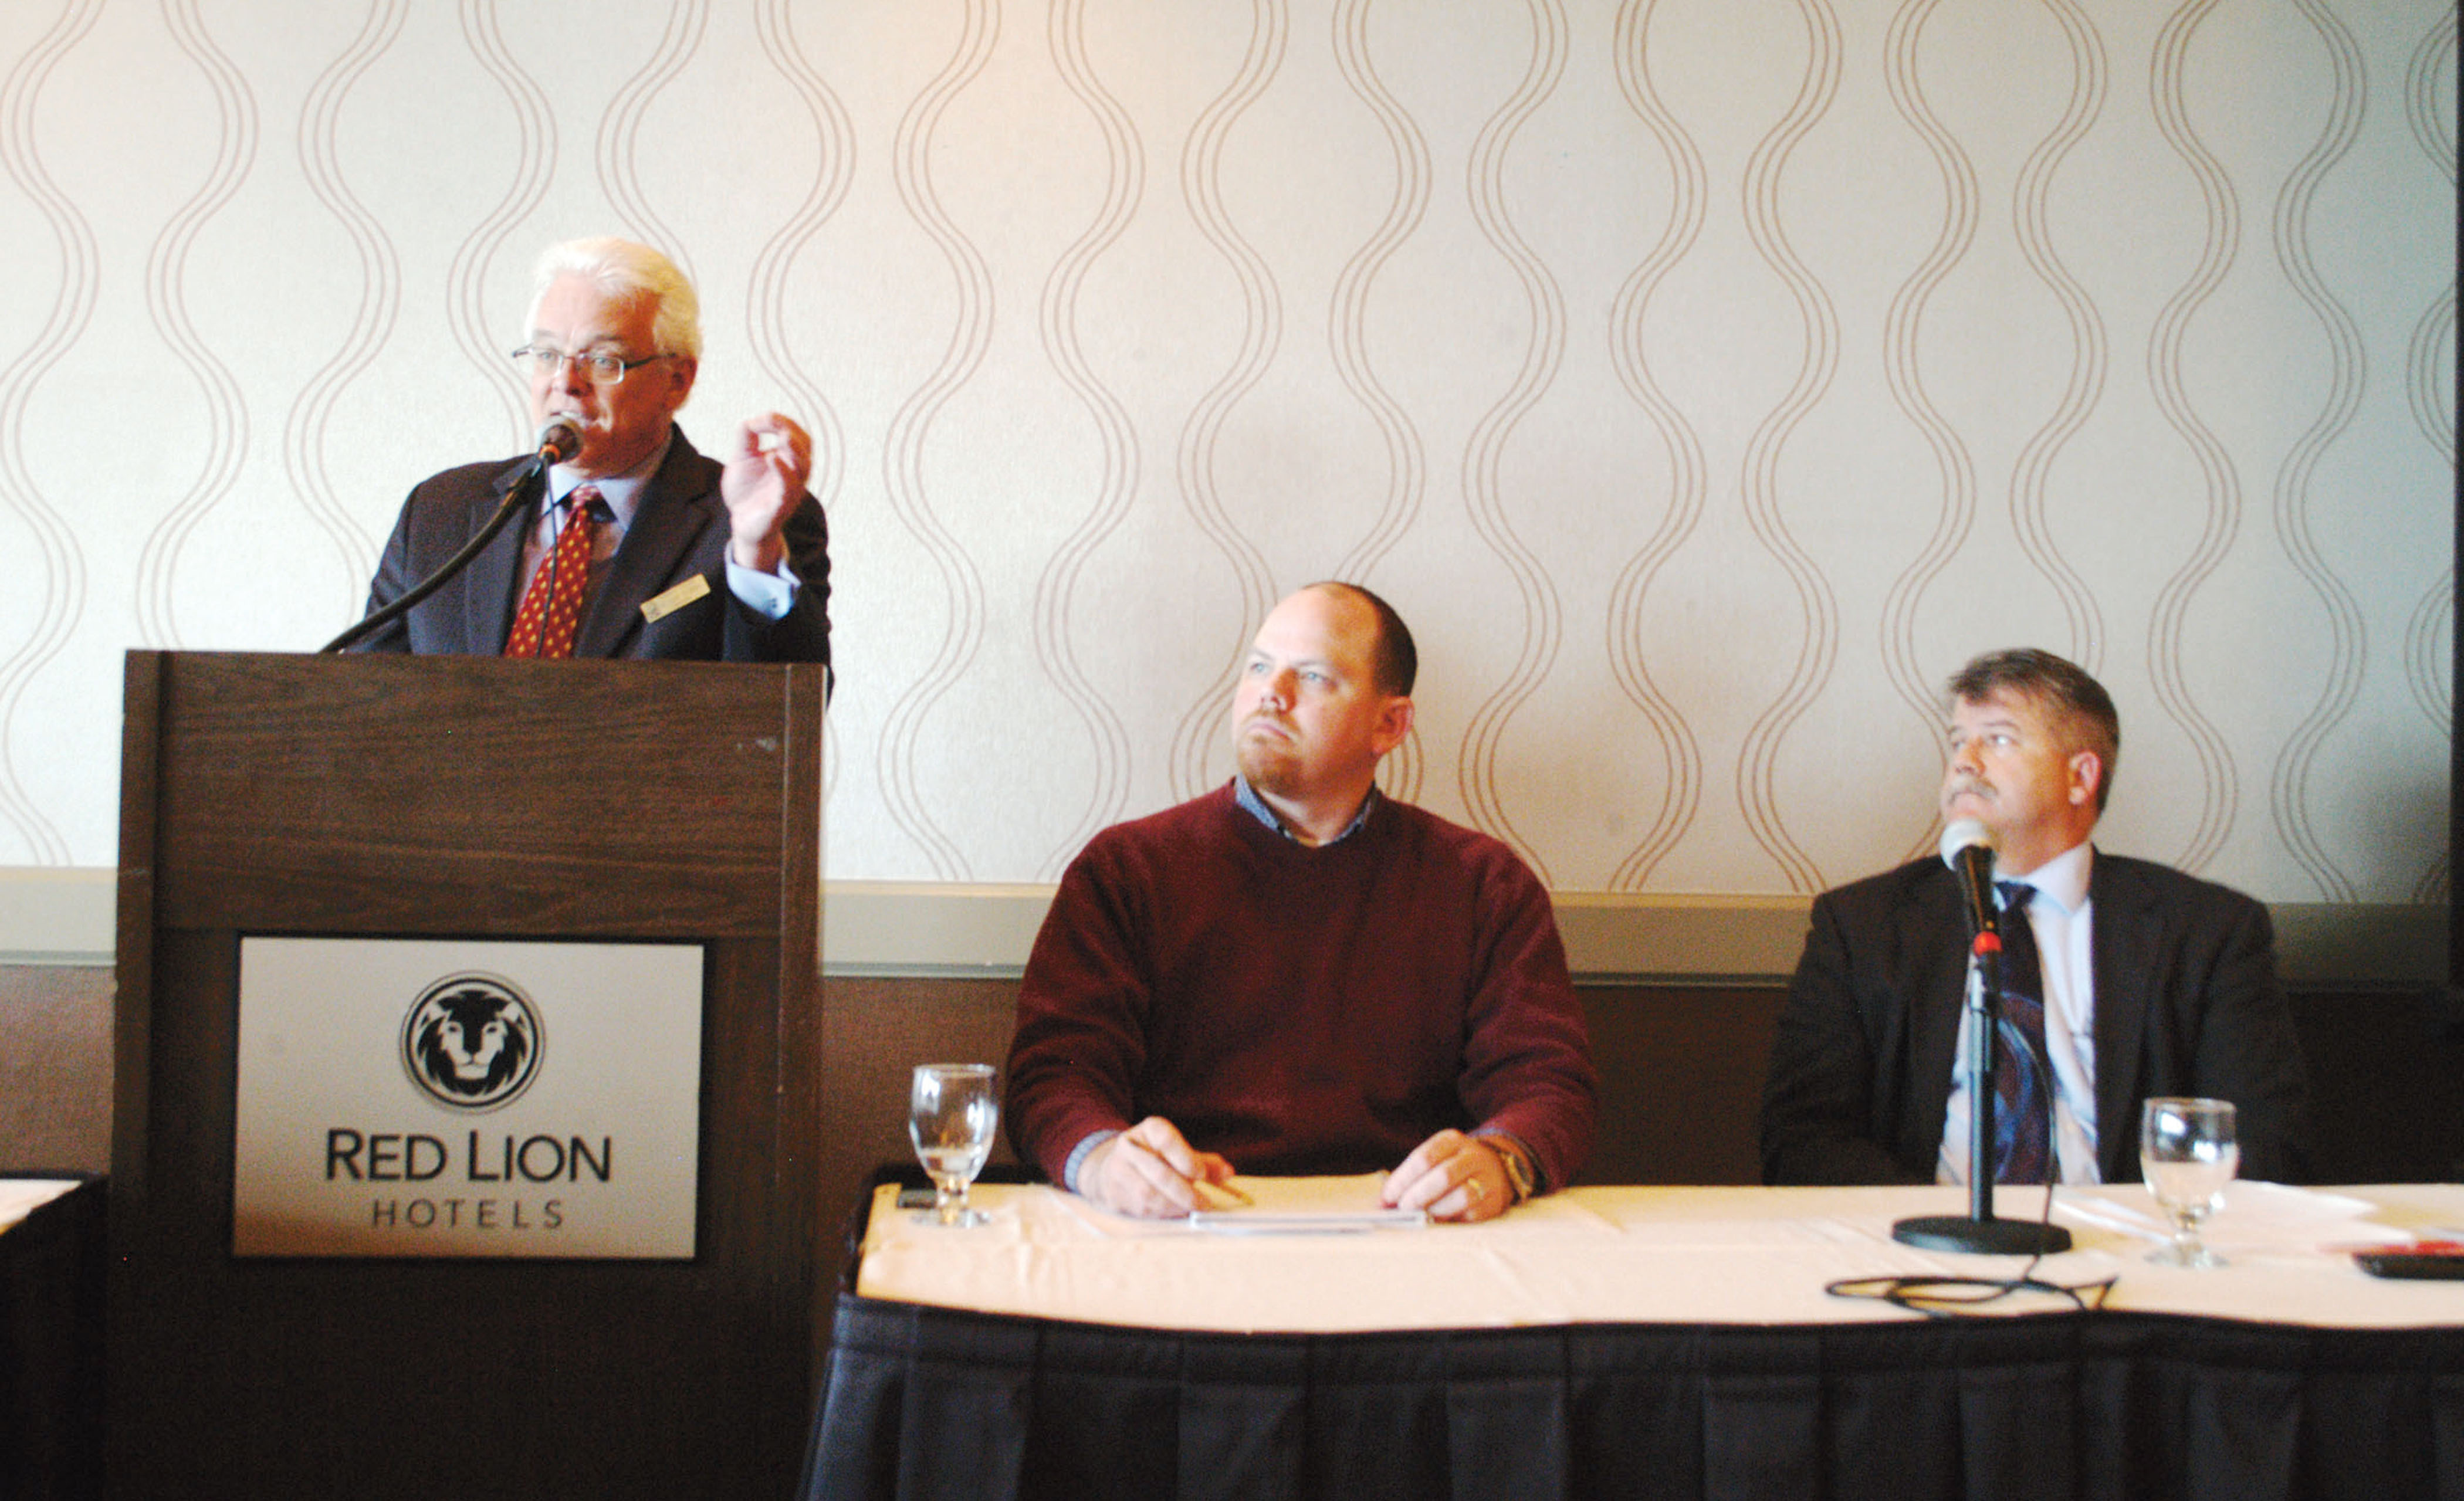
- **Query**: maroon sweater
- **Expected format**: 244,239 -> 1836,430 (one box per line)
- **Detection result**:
1006,784 -> 1597,1191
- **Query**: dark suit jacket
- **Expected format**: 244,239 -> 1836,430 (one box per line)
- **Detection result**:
354,426 -> 831,667
1758,851 -> 2311,1186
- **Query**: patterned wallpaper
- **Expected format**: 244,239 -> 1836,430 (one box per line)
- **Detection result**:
0,0 -> 2452,906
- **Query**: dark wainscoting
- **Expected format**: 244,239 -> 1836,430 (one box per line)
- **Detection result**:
811,975 -> 2464,1229
811,979 -> 1780,1220
2291,984 -> 2464,1184
5,963 -> 2458,1212
0,965 -> 112,1175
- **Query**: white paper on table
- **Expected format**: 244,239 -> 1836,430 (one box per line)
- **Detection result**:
1052,1173 -> 1439,1237
1184,1173 -> 1437,1232
0,1179 -> 78,1236
1189,1208 -> 1430,1234
2052,1182 -> 2408,1258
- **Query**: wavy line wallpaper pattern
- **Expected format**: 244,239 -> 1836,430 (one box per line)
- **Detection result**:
878,0 -> 999,881
2005,0 -> 2108,684
289,0 -> 418,618
0,0 -> 2451,907
1166,0 -> 1286,807
2143,0 -> 2247,879
1876,0 -> 1980,868
2266,0 -> 2367,904
1032,0 -> 1141,877
1327,0 -> 1431,813
134,0 -> 255,653
1733,0 -> 1843,895
1603,0 -> 1706,890
2404,7 -> 2456,905
1456,0 -> 1571,886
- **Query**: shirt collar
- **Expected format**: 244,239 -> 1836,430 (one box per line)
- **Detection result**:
1998,839 -> 2091,916
1233,777 -> 1379,846
548,428 -> 671,528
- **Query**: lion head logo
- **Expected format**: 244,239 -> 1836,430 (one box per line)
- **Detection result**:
400,974 -> 543,1111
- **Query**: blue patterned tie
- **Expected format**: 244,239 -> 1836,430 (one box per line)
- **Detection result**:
1991,882 -> 2052,1184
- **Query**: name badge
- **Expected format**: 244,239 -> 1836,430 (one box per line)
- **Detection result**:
639,574 -> 712,623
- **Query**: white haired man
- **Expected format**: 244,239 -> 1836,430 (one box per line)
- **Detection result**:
355,236 -> 829,666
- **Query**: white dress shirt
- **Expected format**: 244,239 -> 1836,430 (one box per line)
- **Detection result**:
519,433 -> 800,620
1937,840 -> 2101,1185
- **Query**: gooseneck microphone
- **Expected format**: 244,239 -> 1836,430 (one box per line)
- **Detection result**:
318,418 -> 577,653
1940,818 -> 1999,940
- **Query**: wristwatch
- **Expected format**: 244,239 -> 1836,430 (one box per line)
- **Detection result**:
1485,1134 -> 1539,1205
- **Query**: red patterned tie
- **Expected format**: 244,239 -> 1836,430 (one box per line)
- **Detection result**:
503,485 -> 602,659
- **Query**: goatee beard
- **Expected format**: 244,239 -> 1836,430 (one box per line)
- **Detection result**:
1236,740 -> 1298,798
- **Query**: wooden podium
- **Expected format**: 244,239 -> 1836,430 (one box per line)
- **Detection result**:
108,650 -> 827,1499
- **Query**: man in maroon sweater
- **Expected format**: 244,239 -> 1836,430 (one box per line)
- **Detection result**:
1005,583 -> 1597,1221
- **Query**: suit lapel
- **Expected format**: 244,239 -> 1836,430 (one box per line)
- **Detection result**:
576,429 -> 719,658
465,458 -> 536,654
2089,853 -> 2156,1180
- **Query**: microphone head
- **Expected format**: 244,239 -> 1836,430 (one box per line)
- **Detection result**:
1939,818 -> 1993,869
534,416 -> 584,466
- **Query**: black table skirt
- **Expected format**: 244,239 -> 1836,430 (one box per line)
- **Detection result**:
804,1292 -> 2464,1501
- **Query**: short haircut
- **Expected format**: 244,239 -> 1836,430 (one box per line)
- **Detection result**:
529,237 -> 702,362
1947,648 -> 2120,810
1306,581 -> 1417,697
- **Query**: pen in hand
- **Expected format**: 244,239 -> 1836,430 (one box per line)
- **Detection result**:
1192,1178 -> 1255,1210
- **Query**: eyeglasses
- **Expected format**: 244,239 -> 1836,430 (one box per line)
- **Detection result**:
510,345 -> 672,385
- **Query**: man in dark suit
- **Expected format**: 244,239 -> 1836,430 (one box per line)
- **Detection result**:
1759,649 -> 2311,1186
354,236 -> 830,668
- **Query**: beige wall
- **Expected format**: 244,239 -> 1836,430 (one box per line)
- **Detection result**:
0,4 -> 2453,944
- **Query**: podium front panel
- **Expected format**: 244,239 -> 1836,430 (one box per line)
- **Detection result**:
109,651 -> 827,1500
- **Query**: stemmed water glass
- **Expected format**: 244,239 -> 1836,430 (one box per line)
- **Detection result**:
909,1063 -> 999,1227
2140,1097 -> 2238,1268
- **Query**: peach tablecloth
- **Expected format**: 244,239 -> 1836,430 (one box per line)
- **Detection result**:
855,1175 -> 2464,1333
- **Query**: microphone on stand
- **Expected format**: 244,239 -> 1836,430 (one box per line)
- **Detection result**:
534,415 -> 584,467
318,419 -> 579,654
1940,819 -> 1999,941
1891,814 -> 2073,1256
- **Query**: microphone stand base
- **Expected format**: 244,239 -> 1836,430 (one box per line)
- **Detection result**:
1892,1214 -> 2073,1256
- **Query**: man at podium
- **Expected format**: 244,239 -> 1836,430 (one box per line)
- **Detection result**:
353,236 -> 831,666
